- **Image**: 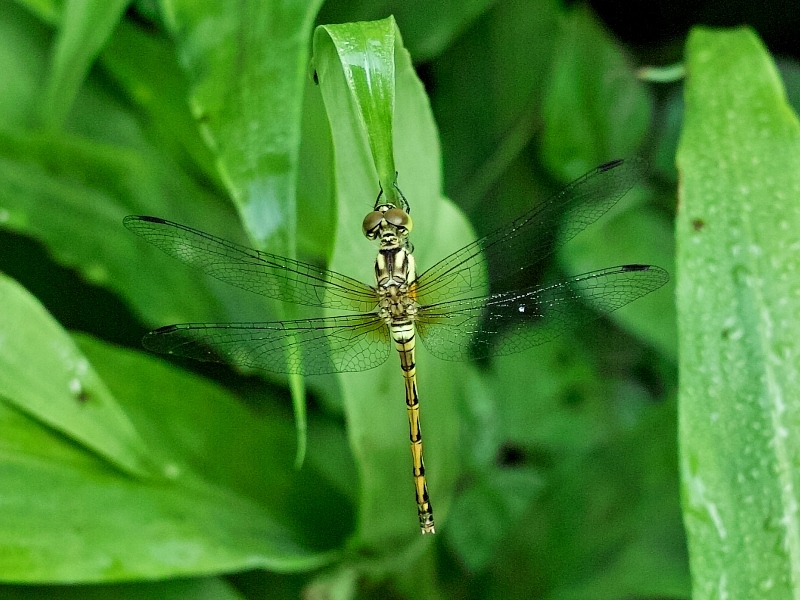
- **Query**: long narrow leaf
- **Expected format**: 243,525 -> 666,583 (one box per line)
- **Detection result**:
677,27 -> 800,598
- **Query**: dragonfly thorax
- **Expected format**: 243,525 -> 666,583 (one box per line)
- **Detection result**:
375,246 -> 418,324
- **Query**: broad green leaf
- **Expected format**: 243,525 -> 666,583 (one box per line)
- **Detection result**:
0,126 -> 264,328
539,4 -> 652,180
75,333 -> 356,549
0,321 -> 345,581
0,273 -> 154,478
0,12 -> 271,330
546,409 -> 688,600
162,0 -> 327,468
39,0 -> 132,129
313,18 -> 474,548
677,27 -> 800,598
0,399 -> 334,582
161,0 -> 324,250
492,333 -> 637,452
0,577 -> 245,599
445,467 -> 543,573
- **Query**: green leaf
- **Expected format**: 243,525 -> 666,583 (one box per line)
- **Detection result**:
0,2 -> 52,128
0,279 -> 344,581
447,328 -> 671,571
486,401 -> 688,600
161,0 -> 324,250
313,19 -> 475,547
75,333 -> 356,550
39,0 -> 132,129
0,126 -> 263,328
0,273 -> 154,478
317,17 -> 398,201
545,408 -> 688,600
0,577 -> 246,599
13,0 -> 61,25
99,20 -> 222,188
0,13 -> 321,472
492,334 -> 633,452
445,467 -> 543,572
0,398 -> 335,581
162,0 -> 327,468
677,27 -> 800,598
0,11 -> 272,331
296,70 -> 337,261
539,4 -> 652,180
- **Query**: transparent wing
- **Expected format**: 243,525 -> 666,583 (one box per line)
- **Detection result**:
416,264 -> 668,361
124,216 -> 378,312
143,313 -> 391,375
414,158 -> 647,306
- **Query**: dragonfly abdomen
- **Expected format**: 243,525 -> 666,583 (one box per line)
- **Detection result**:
392,321 -> 435,534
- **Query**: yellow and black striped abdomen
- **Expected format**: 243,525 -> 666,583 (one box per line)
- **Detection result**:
391,320 -> 435,534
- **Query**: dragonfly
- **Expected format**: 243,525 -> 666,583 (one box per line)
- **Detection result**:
124,157 -> 668,535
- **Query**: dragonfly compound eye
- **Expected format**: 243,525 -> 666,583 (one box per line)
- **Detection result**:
384,207 -> 413,234
362,210 -> 384,239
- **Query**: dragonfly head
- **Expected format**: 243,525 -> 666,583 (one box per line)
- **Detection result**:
362,204 -> 413,247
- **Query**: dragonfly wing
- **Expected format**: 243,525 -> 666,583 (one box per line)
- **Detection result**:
124,216 -> 378,312
416,264 -> 668,361
413,158 -> 647,306
143,313 -> 391,375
